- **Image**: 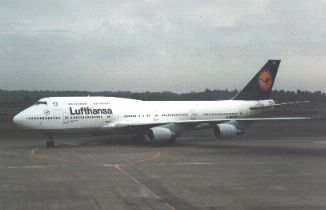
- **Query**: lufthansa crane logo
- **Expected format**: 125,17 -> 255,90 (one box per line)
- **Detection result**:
258,70 -> 273,91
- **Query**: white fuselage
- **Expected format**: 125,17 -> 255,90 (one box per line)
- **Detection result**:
13,97 -> 275,135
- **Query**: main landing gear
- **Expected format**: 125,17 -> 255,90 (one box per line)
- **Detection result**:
46,135 -> 55,147
130,135 -> 145,143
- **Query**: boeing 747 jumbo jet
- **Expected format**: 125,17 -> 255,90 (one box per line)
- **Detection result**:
13,60 -> 309,147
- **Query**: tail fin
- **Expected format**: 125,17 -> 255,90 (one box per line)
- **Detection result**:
232,60 -> 281,100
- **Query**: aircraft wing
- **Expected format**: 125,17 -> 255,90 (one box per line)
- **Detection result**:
103,117 -> 310,130
102,119 -> 228,130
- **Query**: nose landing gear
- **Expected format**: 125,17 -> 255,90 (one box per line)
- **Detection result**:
46,135 -> 55,147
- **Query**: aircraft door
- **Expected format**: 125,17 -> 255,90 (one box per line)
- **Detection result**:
153,110 -> 159,121
106,113 -> 114,125
63,112 -> 69,124
190,109 -> 197,120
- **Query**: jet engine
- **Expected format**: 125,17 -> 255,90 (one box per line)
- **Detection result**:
146,127 -> 176,143
212,124 -> 240,138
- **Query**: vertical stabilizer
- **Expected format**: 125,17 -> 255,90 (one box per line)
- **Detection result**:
232,60 -> 280,100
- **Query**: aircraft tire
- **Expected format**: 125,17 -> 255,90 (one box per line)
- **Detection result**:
169,137 -> 176,144
130,135 -> 144,142
46,140 -> 55,147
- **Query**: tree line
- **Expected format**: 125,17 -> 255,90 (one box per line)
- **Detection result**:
0,89 -> 325,108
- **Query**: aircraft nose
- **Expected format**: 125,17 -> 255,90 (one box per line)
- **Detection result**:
13,114 -> 22,126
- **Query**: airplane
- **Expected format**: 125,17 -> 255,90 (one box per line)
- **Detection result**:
13,60 -> 310,147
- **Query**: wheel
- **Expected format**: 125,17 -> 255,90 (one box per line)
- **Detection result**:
169,137 -> 176,144
130,135 -> 145,142
46,140 -> 55,147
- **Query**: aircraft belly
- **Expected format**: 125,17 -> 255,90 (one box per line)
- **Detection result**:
40,127 -> 109,135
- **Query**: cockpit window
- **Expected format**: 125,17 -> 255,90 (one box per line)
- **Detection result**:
34,101 -> 47,105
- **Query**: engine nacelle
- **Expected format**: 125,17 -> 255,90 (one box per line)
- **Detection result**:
212,124 -> 238,138
146,127 -> 176,143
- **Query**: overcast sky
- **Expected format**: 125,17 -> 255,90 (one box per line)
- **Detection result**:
1,0 -> 325,93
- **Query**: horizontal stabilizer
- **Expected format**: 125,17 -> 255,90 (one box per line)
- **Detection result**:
250,101 -> 311,110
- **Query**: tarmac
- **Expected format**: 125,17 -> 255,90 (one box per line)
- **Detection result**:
1,120 -> 326,210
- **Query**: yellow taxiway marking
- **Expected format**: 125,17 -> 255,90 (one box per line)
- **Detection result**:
114,164 -> 176,210
31,147 -> 176,210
